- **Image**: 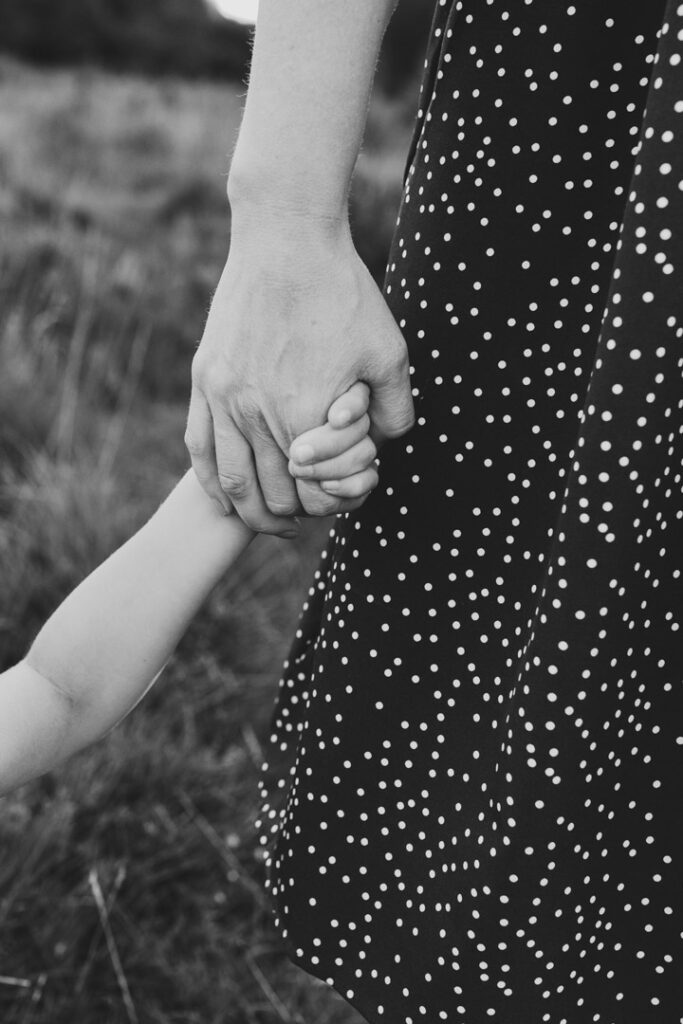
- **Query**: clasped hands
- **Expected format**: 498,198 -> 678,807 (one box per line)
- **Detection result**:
199,379 -> 386,534
184,221 -> 415,537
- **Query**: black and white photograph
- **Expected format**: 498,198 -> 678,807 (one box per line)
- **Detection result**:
0,1 -> 681,1021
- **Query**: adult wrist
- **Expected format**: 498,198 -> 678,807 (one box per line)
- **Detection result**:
226,158 -> 351,242
226,187 -> 355,273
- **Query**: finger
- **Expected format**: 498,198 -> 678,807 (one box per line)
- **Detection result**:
212,408 -> 299,538
184,387 -> 233,515
289,435 -> 376,482
327,381 -> 371,429
251,429 -> 303,517
367,346 -> 415,447
294,476 -> 372,518
289,412 -> 370,466
319,463 -> 379,500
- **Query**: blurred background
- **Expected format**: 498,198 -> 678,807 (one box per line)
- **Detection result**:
0,1 -> 431,1022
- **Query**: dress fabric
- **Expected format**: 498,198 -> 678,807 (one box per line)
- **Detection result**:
255,1 -> 683,1021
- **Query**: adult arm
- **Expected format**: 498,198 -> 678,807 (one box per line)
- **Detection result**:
186,0 -> 415,535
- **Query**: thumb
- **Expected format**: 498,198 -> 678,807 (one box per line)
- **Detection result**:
366,346 -> 415,447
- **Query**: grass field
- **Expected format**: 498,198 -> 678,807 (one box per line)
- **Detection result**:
0,57 -> 417,1023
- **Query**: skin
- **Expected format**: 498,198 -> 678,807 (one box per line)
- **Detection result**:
0,387 -> 374,796
185,0 -> 414,537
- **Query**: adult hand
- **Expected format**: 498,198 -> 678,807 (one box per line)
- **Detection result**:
185,210 -> 415,537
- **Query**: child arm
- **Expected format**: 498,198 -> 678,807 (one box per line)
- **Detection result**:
0,470 -> 254,794
0,381 -> 378,796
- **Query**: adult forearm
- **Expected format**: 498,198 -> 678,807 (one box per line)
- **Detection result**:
227,0 -> 399,224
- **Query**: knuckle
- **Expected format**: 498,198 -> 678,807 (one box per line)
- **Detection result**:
206,371 -> 233,402
280,388 -> 313,419
385,410 -> 415,439
340,492 -> 368,512
266,497 -> 300,517
404,400 -> 417,429
184,432 -> 207,460
199,357 -> 238,400
345,495 -> 367,513
190,351 -> 209,386
403,412 -> 417,435
236,390 -> 268,426
236,393 -> 259,421
363,435 -> 378,458
392,345 -> 411,374
302,493 -> 343,517
239,405 -> 278,446
217,472 -> 250,499
354,473 -> 376,498
283,402 -> 325,442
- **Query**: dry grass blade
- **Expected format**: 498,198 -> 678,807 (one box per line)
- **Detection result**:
51,233 -> 106,461
245,949 -> 294,1023
241,722 -> 264,769
88,868 -> 138,1024
177,789 -> 266,905
97,320 -> 153,476
0,976 -> 31,988
21,972 -> 47,1024
75,863 -> 128,995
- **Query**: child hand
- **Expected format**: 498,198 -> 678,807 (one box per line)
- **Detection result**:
288,382 -> 379,500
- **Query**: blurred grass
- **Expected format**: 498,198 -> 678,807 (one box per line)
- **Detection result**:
0,55 -> 418,1023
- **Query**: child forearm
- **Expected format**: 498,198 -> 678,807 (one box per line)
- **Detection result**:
0,471 -> 254,793
0,661 -> 75,795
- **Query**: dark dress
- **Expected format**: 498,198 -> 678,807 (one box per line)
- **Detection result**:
256,1 -> 683,1020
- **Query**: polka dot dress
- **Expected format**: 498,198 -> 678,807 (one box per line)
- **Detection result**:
255,1 -> 683,1020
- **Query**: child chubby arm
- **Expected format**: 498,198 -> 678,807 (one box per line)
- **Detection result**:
0,471 -> 255,796
0,383 -> 377,796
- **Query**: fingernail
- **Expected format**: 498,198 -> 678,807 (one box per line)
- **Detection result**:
290,443 -> 314,464
289,459 -> 313,477
320,480 -> 340,493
